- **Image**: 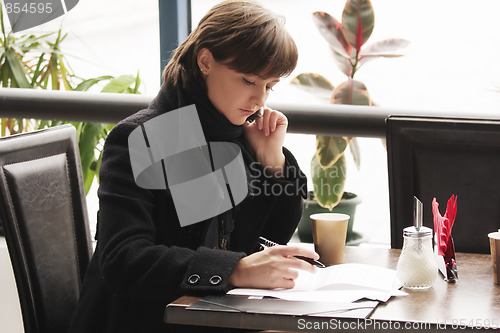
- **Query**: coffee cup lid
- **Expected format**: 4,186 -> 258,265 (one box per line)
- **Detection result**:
310,213 -> 350,221
488,230 -> 500,239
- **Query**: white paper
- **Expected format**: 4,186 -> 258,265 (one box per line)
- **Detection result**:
228,263 -> 407,303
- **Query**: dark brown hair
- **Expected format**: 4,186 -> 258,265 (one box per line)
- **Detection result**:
162,0 -> 298,87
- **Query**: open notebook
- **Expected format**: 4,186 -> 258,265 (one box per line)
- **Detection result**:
228,263 -> 406,303
187,263 -> 406,319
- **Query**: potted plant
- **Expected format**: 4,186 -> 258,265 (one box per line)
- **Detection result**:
0,19 -> 142,194
0,10 -> 142,235
291,0 -> 410,243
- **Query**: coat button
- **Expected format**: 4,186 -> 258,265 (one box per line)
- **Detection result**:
187,274 -> 200,285
209,275 -> 222,285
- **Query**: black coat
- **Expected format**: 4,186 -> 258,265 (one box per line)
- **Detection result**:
69,83 -> 307,333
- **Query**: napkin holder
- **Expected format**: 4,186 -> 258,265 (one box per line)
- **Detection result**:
435,237 -> 458,282
433,195 -> 458,283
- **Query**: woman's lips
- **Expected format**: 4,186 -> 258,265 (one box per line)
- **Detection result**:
240,109 -> 255,116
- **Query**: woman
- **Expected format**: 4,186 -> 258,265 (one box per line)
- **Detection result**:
70,1 -> 318,332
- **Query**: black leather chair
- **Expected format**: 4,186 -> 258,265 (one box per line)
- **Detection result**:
0,124 -> 92,333
387,116 -> 500,254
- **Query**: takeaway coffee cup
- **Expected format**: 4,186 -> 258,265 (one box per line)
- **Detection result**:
310,213 -> 350,266
488,231 -> 500,285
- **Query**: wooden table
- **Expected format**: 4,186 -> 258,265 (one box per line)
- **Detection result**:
165,246 -> 500,332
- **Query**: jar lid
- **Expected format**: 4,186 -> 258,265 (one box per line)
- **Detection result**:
403,226 -> 433,238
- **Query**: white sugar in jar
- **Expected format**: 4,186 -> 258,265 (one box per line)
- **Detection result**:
396,226 -> 437,289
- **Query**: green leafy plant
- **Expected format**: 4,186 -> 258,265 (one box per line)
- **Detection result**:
291,0 -> 409,210
0,6 -> 142,194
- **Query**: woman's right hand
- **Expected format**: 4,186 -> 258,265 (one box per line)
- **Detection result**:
228,245 -> 319,289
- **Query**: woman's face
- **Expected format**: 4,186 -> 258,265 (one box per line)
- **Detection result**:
198,49 -> 280,125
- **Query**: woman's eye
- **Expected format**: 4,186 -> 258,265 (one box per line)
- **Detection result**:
243,78 -> 256,86
242,77 -> 274,92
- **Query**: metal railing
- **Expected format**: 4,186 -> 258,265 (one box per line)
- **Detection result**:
2,88 -> 500,138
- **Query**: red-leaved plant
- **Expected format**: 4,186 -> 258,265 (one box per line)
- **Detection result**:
292,0 -> 410,209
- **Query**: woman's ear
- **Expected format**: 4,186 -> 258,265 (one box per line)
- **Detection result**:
197,48 -> 213,73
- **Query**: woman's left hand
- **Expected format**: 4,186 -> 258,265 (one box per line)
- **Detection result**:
243,107 -> 287,176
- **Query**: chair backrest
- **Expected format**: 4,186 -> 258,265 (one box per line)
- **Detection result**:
0,124 -> 92,333
387,116 -> 500,254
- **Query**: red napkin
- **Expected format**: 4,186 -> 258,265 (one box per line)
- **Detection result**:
432,195 -> 458,282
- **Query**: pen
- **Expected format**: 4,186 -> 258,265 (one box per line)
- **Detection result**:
258,236 -> 325,268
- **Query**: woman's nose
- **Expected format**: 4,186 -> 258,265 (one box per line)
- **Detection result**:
252,87 -> 267,108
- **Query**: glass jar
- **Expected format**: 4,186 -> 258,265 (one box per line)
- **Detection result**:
396,226 -> 437,289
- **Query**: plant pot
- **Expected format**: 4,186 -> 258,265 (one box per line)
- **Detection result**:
297,191 -> 363,245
